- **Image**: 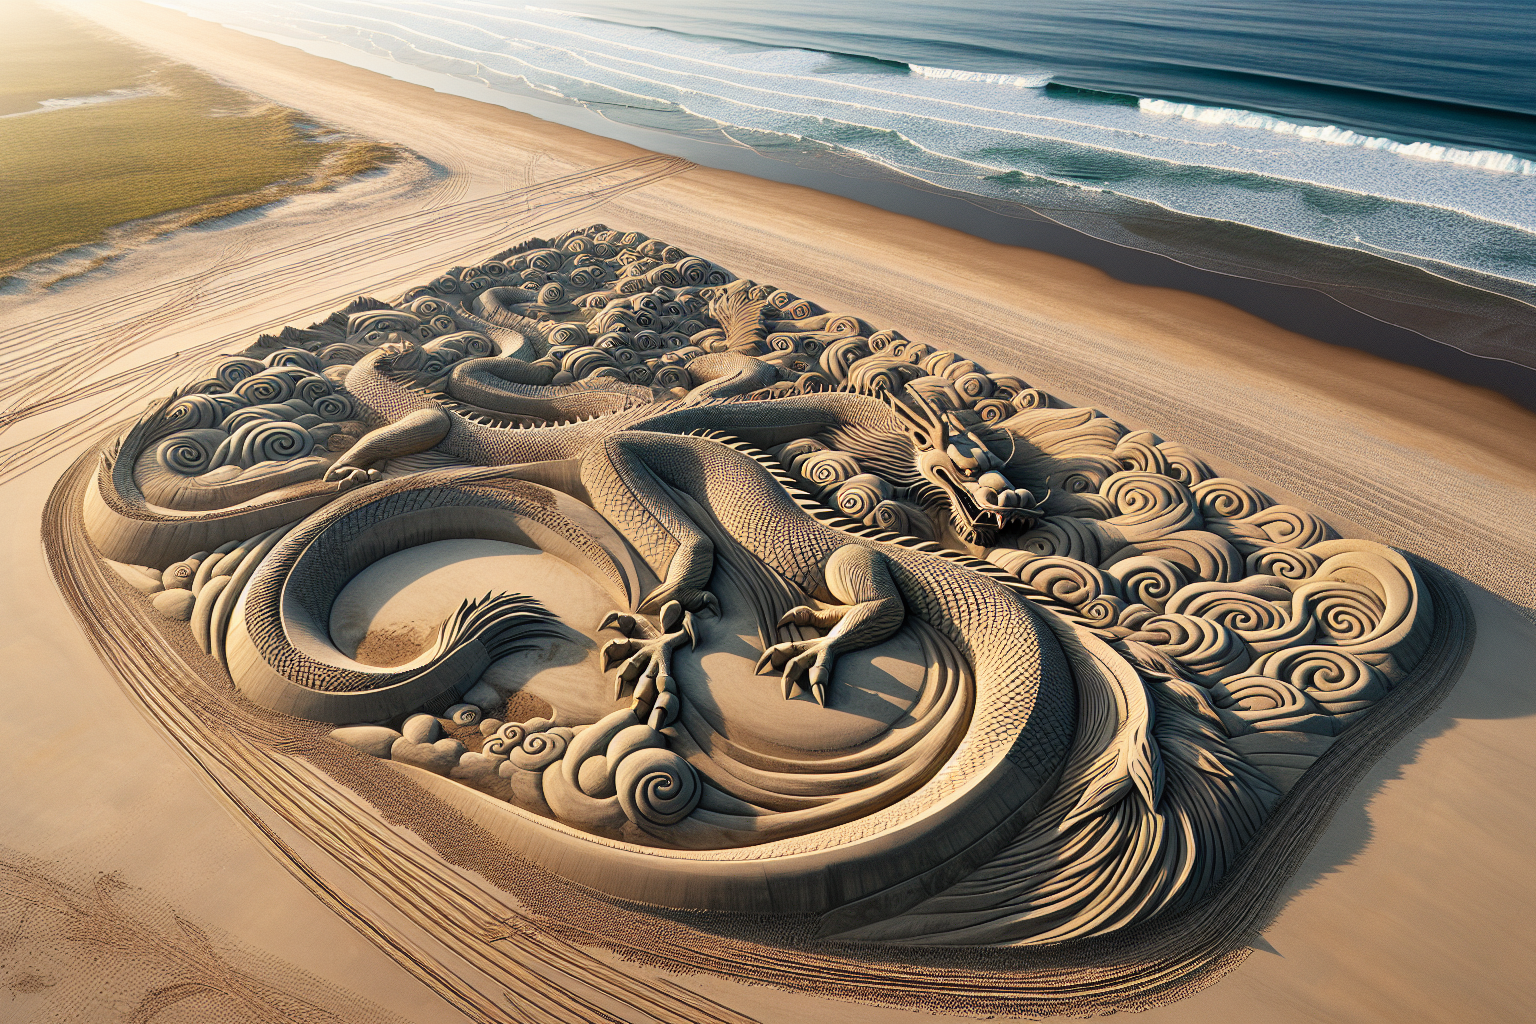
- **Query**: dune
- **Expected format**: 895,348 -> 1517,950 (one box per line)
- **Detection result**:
0,0 -> 1531,1020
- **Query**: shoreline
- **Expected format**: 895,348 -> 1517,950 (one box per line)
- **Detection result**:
132,3 -> 1536,412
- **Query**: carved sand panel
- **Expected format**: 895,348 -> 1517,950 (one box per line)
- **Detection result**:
51,223 -> 1470,1015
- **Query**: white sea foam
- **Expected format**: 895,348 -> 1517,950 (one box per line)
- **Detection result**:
908,64 -> 1053,89
1139,98 -> 1536,176
141,0 -> 1536,301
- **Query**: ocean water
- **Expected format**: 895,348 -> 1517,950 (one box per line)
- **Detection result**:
147,0 -> 1536,381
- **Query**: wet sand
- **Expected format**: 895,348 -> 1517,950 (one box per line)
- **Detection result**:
1,1 -> 1532,1020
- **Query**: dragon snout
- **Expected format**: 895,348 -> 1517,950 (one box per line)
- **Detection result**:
966,471 -> 1039,516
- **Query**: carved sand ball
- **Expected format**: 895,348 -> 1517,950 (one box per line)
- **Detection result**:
151,588 -> 196,621
401,713 -> 441,745
161,553 -> 205,590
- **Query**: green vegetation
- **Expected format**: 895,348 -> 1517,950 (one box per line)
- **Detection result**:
0,2 -> 146,116
0,2 -> 399,277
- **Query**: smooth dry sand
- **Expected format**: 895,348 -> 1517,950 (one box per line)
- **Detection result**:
1,1 -> 1532,1020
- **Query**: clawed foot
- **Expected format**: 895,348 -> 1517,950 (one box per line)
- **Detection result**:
638,584 -> 720,618
777,603 -> 850,631
324,464 -> 382,486
600,601 -> 698,728
755,637 -> 841,707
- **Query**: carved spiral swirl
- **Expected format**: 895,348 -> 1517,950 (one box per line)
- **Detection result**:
1104,555 -> 1185,613
1192,477 -> 1269,520
652,365 -> 692,390
973,398 -> 1014,424
834,474 -> 892,521
547,323 -> 589,347
293,375 -> 334,405
1014,556 -> 1112,608
508,729 -> 570,771
483,722 -> 531,757
233,373 -> 295,405
239,421 -> 315,465
675,256 -> 711,284
155,429 -> 226,475
264,349 -> 324,372
1011,388 -> 1053,411
1247,505 -> 1333,548
1016,515 -> 1104,563
1306,584 -> 1385,643
312,393 -> 355,422
223,405 -> 287,433
616,748 -> 702,827
1079,594 -> 1128,628
1101,472 -> 1197,530
871,499 -> 919,535
1133,613 -> 1252,684
1253,646 -> 1387,707
162,394 -> 226,432
213,357 -> 265,389
793,450 -> 861,492
527,248 -> 563,272
953,372 -> 995,403
1208,676 -> 1322,721
1114,433 -> 1172,476
1245,546 -> 1321,579
1172,587 -> 1292,634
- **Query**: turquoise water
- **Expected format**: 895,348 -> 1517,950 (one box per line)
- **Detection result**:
150,1 -> 1536,377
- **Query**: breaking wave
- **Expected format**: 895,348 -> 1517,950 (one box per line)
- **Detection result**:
142,0 -> 1536,371
1140,98 -> 1536,176
908,64 -> 1053,89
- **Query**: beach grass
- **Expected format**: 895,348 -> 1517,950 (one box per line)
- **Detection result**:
0,1 -> 399,278
0,2 -> 146,117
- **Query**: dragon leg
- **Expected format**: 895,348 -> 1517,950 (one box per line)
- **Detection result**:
757,545 -> 906,706
600,602 -> 698,728
324,407 -> 451,481
584,433 -> 723,617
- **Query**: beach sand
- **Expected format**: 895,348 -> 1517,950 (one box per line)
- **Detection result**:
2,1 -> 1532,1020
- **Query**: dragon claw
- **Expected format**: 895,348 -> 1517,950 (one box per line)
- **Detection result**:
606,606 -> 699,722
325,464 -> 376,486
600,611 -> 636,634
601,637 -> 635,672
777,606 -> 811,628
756,639 -> 841,707
639,586 -> 719,619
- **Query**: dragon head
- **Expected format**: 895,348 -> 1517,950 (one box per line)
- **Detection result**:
887,389 -> 1044,546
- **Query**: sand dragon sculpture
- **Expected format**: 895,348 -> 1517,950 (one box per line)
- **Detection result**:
73,224 -> 1449,952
